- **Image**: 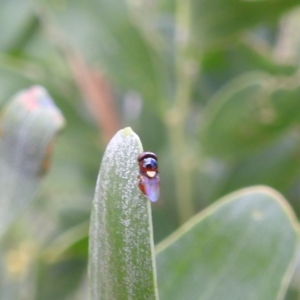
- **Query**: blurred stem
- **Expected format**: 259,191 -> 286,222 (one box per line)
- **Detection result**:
167,0 -> 196,224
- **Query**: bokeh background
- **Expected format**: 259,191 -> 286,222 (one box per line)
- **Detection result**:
2,0 -> 300,299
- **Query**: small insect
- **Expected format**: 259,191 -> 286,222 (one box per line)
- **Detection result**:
138,152 -> 160,202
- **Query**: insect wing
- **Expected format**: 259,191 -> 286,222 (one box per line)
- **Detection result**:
144,174 -> 160,202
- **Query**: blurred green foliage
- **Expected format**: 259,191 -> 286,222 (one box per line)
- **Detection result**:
1,0 -> 300,299
156,187 -> 299,300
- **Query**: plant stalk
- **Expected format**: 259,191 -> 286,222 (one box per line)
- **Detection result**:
167,0 -> 196,224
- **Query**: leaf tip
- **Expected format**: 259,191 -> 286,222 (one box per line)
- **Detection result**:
118,127 -> 143,152
121,126 -> 133,136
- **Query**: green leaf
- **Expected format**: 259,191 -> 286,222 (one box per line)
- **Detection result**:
88,127 -> 158,300
200,43 -> 296,97
0,0 -> 32,51
223,134 -> 300,194
200,72 -> 300,157
35,222 -> 88,300
156,186 -> 299,300
190,0 -> 299,50
0,86 -> 65,238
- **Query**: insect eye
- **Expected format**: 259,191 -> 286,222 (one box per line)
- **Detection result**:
143,158 -> 157,169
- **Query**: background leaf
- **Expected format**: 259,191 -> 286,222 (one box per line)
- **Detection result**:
201,72 -> 300,158
0,86 -> 65,239
190,0 -> 299,50
156,186 -> 299,300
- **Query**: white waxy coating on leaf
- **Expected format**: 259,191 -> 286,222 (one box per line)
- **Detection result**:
89,127 -> 158,300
